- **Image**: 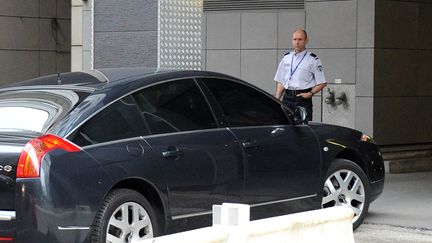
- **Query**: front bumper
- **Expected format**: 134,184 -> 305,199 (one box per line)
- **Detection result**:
369,178 -> 385,203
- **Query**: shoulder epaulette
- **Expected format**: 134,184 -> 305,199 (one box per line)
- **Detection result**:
310,52 -> 319,60
284,52 -> 291,56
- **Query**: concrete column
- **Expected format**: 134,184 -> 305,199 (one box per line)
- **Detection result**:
71,0 -> 93,71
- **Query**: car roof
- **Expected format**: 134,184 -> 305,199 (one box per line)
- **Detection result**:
95,68 -> 237,86
0,68 -> 237,92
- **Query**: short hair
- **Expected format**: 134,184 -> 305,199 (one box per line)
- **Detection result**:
293,29 -> 308,39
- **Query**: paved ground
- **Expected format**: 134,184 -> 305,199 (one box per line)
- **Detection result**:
355,224 -> 432,243
365,172 -> 432,229
354,171 -> 432,242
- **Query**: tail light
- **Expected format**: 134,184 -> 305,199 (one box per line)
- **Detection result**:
0,237 -> 13,241
16,134 -> 80,178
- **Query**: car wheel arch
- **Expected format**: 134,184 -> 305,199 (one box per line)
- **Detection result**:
107,178 -> 167,233
334,148 -> 369,177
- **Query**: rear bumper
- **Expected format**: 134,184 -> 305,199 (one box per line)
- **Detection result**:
14,179 -> 95,243
0,211 -> 15,221
0,212 -> 16,241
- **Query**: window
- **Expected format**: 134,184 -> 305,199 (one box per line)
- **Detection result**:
0,89 -> 90,133
0,107 -> 48,132
72,79 -> 217,146
73,95 -> 149,146
133,79 -> 217,135
202,78 -> 289,127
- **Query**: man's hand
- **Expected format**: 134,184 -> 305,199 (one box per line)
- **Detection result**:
297,92 -> 313,99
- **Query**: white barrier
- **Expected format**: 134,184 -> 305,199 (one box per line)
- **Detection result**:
140,204 -> 354,243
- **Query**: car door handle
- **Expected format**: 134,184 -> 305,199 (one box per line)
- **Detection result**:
242,140 -> 260,148
162,147 -> 184,158
271,127 -> 285,135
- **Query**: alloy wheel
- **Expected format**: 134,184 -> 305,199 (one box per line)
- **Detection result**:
322,169 -> 365,223
106,202 -> 153,243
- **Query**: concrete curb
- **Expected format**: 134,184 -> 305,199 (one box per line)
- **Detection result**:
381,144 -> 432,173
140,205 -> 354,243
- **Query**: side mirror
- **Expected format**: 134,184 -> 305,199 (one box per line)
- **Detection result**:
292,106 -> 308,125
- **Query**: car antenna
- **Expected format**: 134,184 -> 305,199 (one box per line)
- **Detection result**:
57,72 -> 62,85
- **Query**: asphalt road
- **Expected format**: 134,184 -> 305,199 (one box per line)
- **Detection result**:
354,172 -> 432,242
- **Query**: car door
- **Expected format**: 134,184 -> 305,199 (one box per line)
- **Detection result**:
200,78 -> 322,215
132,79 -> 244,222
66,95 -> 166,228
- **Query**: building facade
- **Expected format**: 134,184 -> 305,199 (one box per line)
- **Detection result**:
202,0 -> 432,145
0,0 -> 71,85
1,0 -> 432,146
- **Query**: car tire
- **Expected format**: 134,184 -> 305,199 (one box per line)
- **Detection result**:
322,159 -> 370,230
91,188 -> 159,243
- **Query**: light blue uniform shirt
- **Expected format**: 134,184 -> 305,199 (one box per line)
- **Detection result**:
274,50 -> 327,90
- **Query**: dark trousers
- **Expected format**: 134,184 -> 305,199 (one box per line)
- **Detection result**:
282,92 -> 313,121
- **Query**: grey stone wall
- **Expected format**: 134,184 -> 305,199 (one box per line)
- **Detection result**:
93,0 -> 158,68
0,0 -> 71,85
373,0 -> 432,145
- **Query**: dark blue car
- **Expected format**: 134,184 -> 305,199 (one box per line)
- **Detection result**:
0,68 -> 384,242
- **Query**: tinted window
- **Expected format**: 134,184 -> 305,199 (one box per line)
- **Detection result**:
73,96 -> 149,146
133,79 -> 217,134
202,78 -> 289,127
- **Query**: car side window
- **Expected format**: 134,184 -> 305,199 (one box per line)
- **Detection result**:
202,78 -> 289,127
132,79 -> 217,135
72,95 -> 149,146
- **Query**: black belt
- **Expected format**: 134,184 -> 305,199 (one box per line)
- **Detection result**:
284,88 -> 312,96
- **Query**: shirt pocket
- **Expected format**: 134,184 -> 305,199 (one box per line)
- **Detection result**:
283,59 -> 291,72
297,66 -> 312,82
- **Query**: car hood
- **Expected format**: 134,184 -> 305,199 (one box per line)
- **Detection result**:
307,122 -> 364,145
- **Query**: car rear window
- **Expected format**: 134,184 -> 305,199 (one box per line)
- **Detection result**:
0,89 -> 91,133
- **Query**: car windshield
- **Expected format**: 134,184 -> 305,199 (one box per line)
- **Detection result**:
0,89 -> 90,133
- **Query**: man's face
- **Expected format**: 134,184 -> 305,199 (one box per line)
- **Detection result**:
292,31 -> 308,53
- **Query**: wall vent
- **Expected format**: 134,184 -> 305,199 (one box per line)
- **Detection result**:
204,0 -> 304,11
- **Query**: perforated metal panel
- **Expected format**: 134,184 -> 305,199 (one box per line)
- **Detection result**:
204,0 -> 304,11
159,0 -> 203,70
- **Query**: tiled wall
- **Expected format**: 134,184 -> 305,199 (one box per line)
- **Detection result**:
203,0 -> 375,128
204,10 -> 309,112
203,0 -> 432,145
306,0 -> 374,131
0,0 -> 71,85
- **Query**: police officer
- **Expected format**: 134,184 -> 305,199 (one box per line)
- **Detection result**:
274,29 -> 327,121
